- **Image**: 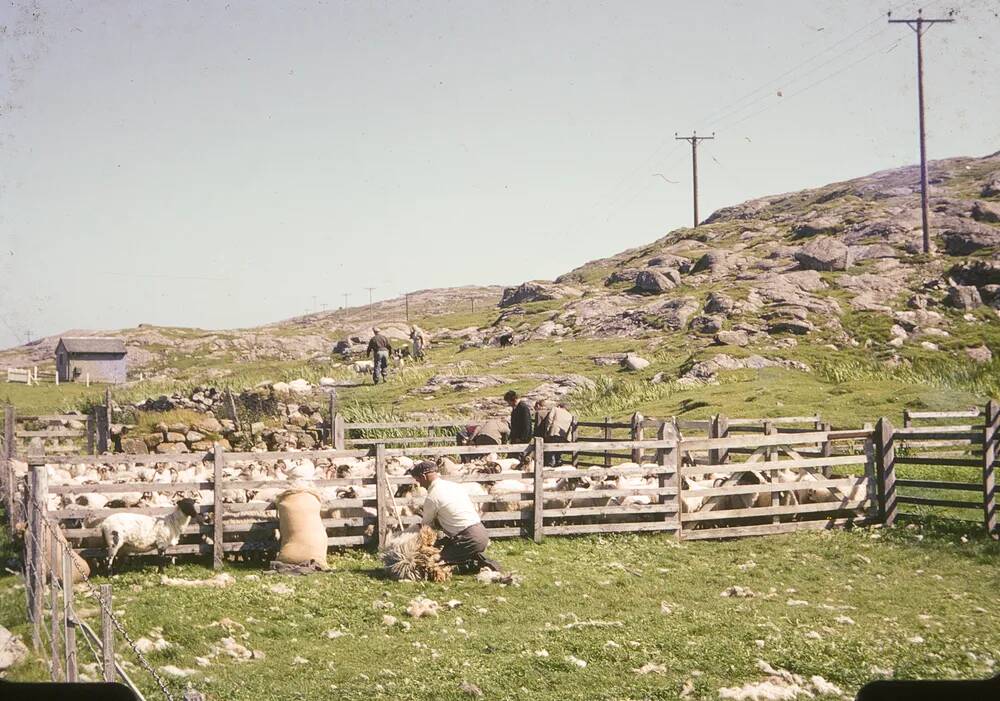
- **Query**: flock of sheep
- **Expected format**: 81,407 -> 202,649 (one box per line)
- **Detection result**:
13,446 -> 867,571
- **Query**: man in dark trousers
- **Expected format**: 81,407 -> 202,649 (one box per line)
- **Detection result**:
504,390 -> 534,445
366,327 -> 392,384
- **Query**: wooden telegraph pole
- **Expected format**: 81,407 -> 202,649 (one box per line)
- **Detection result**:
675,132 -> 714,228
889,9 -> 954,255
364,287 -> 376,325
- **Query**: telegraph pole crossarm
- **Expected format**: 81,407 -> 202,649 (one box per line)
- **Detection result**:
675,131 -> 715,228
888,9 -> 955,255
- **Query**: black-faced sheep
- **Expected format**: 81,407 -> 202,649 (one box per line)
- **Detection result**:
100,498 -> 205,574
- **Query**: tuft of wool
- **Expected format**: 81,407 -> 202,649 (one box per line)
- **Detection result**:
405,595 -> 441,618
380,527 -> 452,582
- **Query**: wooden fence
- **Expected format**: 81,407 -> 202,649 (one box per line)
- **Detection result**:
7,427 -> 880,567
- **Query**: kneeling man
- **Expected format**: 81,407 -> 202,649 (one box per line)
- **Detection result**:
408,461 -> 501,574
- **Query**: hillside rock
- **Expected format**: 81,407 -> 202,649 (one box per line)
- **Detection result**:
704,292 -> 735,314
500,282 -> 581,308
972,200 -> 1000,223
982,172 -> 1000,197
945,285 -> 982,310
966,345 -> 993,364
634,269 -> 679,294
791,216 -> 840,238
647,254 -> 693,272
644,297 -> 699,330
690,315 -> 724,335
714,330 -> 749,347
794,237 -> 853,271
680,353 -> 809,384
622,354 -> 650,371
941,219 -> 1000,255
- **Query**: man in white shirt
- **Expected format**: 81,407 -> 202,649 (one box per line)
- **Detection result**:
409,461 -> 502,574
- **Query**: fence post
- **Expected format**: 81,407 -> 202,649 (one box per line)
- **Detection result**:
3,405 -> 14,523
875,417 -> 897,527
49,530 -> 63,680
533,437 -> 544,543
375,444 -> 389,548
100,584 -> 115,682
86,410 -> 96,455
213,443 -> 225,570
96,406 -> 109,455
334,414 -> 345,451
863,434 -> 877,522
710,414 -> 729,465
327,391 -> 337,447
62,546 -> 78,682
28,458 -> 47,651
603,417 -> 612,468
630,412 -> 644,464
903,409 -> 912,428
983,399 -> 998,538
656,422 -> 680,535
226,389 -> 242,433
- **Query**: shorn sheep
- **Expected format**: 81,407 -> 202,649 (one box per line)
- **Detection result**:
100,498 -> 205,574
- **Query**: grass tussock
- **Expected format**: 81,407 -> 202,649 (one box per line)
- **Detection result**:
817,356 -> 1000,399
568,376 -> 677,419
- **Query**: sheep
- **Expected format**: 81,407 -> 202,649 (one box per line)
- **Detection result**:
486,480 -> 532,513
352,360 -> 375,374
100,498 -> 206,574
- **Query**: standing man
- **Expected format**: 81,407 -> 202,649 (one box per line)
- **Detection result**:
504,390 -> 534,445
410,325 -> 428,361
541,402 -> 576,467
367,327 -> 392,385
409,461 -> 502,573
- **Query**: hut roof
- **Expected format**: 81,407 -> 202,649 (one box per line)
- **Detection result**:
57,337 -> 127,355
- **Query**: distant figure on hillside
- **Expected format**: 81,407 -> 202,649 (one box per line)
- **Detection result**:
367,327 -> 392,385
498,331 -> 514,348
504,390 -> 534,446
410,325 -> 429,361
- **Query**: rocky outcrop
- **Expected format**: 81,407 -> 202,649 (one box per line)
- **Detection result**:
499,282 -> 582,308
679,354 -> 810,384
794,237 -> 853,271
972,200 -> 1000,223
941,219 -> 1000,255
643,297 -> 699,330
634,268 -> 680,294
945,285 -> 982,310
982,172 -> 1000,197
791,216 -> 840,238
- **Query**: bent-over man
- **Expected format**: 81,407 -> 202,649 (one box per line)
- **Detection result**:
504,390 -> 533,445
367,327 -> 392,384
409,461 -> 502,573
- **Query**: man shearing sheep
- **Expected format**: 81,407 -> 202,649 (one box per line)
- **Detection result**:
408,461 -> 502,574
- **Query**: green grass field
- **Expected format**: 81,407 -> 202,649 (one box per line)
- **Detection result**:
2,518 -> 998,700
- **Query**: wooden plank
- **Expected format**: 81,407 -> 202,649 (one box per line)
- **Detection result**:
726,416 -> 821,426
16,429 -> 87,438
544,521 -> 678,536
49,536 -> 62,680
537,486 -> 679,499
383,443 -> 532,457
827,429 -> 875,440
895,479 -> 981,492
224,449 -> 370,461
212,444 -> 225,569
100,584 -> 115,682
875,417 -> 896,526
683,477 -> 865,499
346,436 -> 456,446
533,438 -> 544,543
681,499 -> 867,522
906,409 -> 981,419
681,431 -> 828,453
40,453 -> 212,466
894,456 -> 982,468
682,454 -> 866,477
346,420 -> 467,430
682,516 -> 867,540
49,481 -> 215,494
20,414 -> 86,421
894,430 -> 981,440
984,400 -> 998,537
62,547 -> 78,682
482,526 -> 526,538
375,444 -> 389,548
29,462 -> 46,651
542,504 -> 678,518
539,464 -> 675,479
631,412 -> 644,463
896,496 -> 982,510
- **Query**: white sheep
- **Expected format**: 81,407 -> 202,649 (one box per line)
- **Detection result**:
100,498 -> 206,574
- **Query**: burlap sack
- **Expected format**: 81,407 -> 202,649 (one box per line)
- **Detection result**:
275,489 -> 328,568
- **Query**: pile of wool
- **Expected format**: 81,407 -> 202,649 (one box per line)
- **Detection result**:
380,526 -> 452,582
405,596 -> 441,618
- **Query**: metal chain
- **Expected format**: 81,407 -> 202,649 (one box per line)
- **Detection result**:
26,495 -> 176,701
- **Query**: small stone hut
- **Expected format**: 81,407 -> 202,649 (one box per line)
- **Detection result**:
55,337 -> 127,384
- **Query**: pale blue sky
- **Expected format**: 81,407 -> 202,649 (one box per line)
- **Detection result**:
1,0 -> 997,347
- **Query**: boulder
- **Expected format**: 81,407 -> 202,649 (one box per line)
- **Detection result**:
120,437 -> 149,455
715,330 -> 749,347
689,315 -> 724,334
621,355 -> 650,371
767,318 -> 816,335
791,216 -> 840,238
981,284 -> 1000,305
972,200 -> 1000,223
165,431 -> 186,443
941,220 -> 1000,255
167,422 -> 188,434
288,379 -> 312,394
645,297 -> 700,330
945,285 -> 982,310
500,281 -> 581,307
794,237 -> 853,271
948,260 -> 1000,288
647,254 -> 693,272
704,292 -> 735,314
981,171 -> 1000,197
155,442 -> 190,455
0,625 -> 29,672
691,250 -> 732,274
190,440 -> 214,452
966,345 -> 993,364
604,269 -> 640,286
272,381 -> 291,394
194,417 -> 223,434
185,431 -> 205,443
634,269 -> 678,294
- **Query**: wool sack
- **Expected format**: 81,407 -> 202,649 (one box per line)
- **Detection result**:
275,489 -> 328,568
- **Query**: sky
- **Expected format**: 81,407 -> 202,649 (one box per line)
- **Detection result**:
1,0 -> 998,348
